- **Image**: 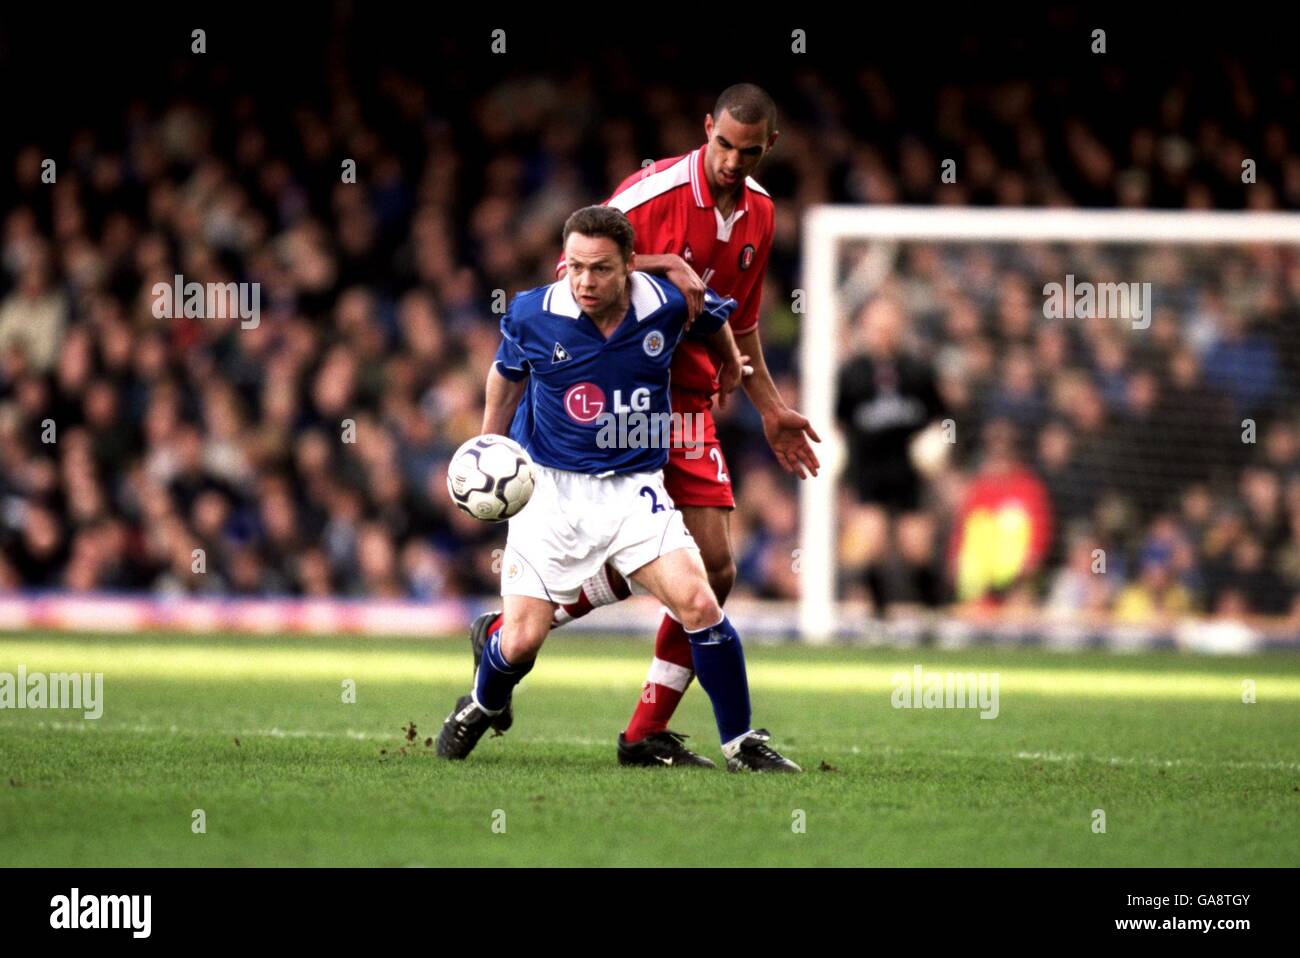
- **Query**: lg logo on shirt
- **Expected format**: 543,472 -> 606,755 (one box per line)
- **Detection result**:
564,384 -> 650,424
564,383 -> 606,423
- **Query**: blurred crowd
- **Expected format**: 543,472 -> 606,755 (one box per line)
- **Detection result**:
833,244 -> 1300,624
0,24 -> 1297,622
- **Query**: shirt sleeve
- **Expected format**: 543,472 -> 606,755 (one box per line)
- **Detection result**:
493,308 -> 530,381
685,288 -> 736,338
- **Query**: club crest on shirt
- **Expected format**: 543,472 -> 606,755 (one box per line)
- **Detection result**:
642,330 -> 665,357
739,244 -> 756,270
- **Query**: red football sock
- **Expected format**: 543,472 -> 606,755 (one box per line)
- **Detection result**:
553,590 -> 593,626
552,564 -> 632,627
490,567 -> 634,637
487,602 -> 581,639
624,613 -> 695,743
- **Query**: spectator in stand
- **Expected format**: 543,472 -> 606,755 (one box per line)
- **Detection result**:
0,241 -> 66,374
948,419 -> 1053,605
1113,543 -> 1195,625
1201,311 -> 1280,421
1045,532 -> 1113,620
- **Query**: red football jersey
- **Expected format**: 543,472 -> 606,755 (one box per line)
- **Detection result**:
561,147 -> 775,394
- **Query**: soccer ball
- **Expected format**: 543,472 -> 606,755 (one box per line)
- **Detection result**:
447,434 -> 536,522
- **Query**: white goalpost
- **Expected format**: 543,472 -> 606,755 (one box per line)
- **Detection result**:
799,206 -> 1300,643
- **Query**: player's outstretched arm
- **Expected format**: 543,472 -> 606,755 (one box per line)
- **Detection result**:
735,326 -> 821,479
482,365 -> 527,436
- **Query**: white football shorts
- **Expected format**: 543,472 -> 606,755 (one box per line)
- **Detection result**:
500,464 -> 698,605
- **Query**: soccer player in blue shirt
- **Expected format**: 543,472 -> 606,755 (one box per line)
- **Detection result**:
436,206 -> 800,771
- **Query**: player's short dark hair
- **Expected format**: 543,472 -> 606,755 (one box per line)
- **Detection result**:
562,206 -> 635,261
713,83 -> 778,134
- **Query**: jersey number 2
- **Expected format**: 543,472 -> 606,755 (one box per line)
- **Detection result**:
639,486 -> 666,513
709,448 -> 729,483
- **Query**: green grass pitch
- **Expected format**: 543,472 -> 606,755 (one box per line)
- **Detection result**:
1,631 -> 1297,866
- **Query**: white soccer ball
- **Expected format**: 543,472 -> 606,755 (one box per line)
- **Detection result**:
446,434 -> 536,522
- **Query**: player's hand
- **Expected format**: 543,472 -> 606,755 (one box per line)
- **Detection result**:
715,353 -> 750,409
761,406 -> 822,479
663,255 -> 705,327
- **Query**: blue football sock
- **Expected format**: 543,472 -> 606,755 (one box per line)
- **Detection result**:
685,615 -> 752,744
474,631 -> 534,714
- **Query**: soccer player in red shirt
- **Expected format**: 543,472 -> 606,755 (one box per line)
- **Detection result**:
469,84 -> 820,770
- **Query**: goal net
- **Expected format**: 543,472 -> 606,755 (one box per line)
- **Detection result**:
800,207 -> 1300,648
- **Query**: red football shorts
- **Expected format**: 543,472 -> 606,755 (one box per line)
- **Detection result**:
663,387 -> 735,509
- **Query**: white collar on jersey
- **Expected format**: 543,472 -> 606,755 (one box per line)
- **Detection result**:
543,271 -> 667,322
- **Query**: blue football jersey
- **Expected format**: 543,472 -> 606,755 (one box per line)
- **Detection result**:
494,272 -> 735,475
